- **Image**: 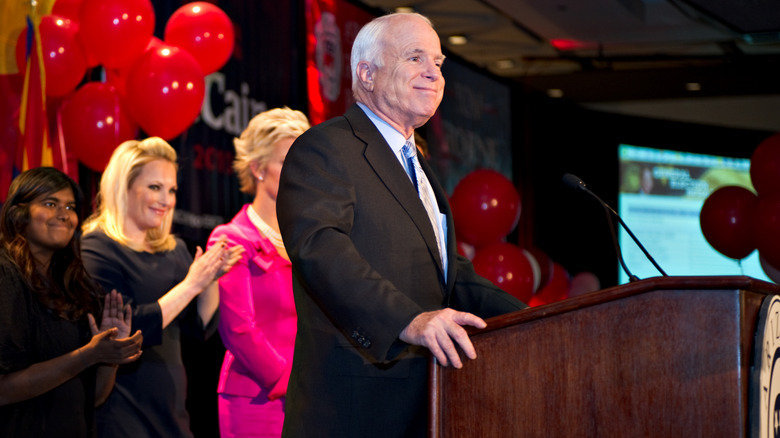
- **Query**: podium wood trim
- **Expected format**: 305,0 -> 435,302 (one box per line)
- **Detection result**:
429,276 -> 780,438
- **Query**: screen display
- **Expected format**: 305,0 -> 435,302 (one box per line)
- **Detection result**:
617,144 -> 769,284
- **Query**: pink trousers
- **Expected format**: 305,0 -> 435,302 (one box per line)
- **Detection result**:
218,393 -> 285,438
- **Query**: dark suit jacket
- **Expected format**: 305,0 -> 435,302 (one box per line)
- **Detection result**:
277,104 -> 527,438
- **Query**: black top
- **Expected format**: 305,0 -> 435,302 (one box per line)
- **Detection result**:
81,230 -> 206,438
0,250 -> 97,438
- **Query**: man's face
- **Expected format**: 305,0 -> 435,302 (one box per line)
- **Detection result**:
367,16 -> 445,133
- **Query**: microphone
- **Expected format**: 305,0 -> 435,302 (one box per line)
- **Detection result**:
562,173 -> 668,282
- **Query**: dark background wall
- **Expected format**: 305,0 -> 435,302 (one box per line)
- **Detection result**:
517,95 -> 772,288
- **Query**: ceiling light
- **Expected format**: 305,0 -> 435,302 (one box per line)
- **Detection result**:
448,35 -> 468,45
546,89 -> 564,98
495,59 -> 515,69
395,6 -> 414,13
550,38 -> 594,51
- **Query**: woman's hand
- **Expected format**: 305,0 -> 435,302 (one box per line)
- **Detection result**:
216,243 -> 244,278
184,235 -> 245,288
157,236 -> 244,329
184,235 -> 231,291
84,321 -> 143,365
94,289 -> 133,338
86,291 -> 143,365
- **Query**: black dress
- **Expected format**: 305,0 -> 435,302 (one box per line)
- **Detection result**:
81,230 -> 212,438
0,251 -> 97,438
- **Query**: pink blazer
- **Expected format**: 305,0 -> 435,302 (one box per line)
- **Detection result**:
207,204 -> 296,401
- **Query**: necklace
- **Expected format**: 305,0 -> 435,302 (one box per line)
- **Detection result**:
248,206 -> 285,249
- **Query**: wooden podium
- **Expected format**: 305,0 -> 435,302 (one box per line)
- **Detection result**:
429,276 -> 780,437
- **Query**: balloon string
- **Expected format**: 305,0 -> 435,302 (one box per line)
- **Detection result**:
55,103 -> 68,175
113,86 -> 120,146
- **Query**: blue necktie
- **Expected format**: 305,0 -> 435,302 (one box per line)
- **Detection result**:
402,142 -> 445,267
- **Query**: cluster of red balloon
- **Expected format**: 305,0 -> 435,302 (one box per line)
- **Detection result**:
15,0 -> 234,171
450,169 -> 573,306
699,133 -> 780,282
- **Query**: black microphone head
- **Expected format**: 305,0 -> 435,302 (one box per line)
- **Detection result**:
562,173 -> 585,191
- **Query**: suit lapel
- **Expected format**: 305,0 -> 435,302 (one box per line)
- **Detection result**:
344,105 -> 445,279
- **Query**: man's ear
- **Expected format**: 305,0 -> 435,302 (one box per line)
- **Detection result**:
356,61 -> 374,91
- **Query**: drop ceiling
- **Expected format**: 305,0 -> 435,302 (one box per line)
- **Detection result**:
353,0 -> 780,131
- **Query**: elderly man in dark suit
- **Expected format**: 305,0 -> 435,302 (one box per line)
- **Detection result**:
277,12 -> 528,438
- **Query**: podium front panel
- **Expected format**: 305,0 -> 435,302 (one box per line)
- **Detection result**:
431,281 -> 771,438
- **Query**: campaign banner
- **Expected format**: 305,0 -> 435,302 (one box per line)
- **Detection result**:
164,0 -> 308,245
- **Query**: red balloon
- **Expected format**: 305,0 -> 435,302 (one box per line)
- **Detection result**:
472,242 -> 534,303
52,0 -> 83,21
52,0 -> 102,68
699,185 -> 758,260
125,43 -> 205,140
78,0 -> 155,69
755,195 -> 780,268
73,22 -> 100,68
530,262 -> 570,306
164,2 -> 235,74
527,294 -> 545,307
450,169 -> 521,247
750,133 -> 780,197
60,82 -> 137,171
144,35 -> 165,52
16,15 -> 87,97
104,67 -> 128,98
104,36 -> 163,97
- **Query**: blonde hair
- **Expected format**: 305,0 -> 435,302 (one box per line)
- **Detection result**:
234,107 -> 310,195
82,137 -> 179,252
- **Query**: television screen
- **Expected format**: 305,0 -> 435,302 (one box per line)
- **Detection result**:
617,144 -> 769,284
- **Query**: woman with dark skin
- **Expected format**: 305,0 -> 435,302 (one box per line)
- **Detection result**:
0,167 -> 143,438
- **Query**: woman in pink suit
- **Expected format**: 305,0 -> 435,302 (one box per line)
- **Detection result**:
207,107 -> 310,438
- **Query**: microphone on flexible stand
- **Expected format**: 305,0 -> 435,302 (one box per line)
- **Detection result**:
562,173 -> 668,282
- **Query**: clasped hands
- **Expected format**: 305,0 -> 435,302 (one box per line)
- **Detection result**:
86,290 -> 143,365
399,308 -> 487,369
187,235 -> 244,290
